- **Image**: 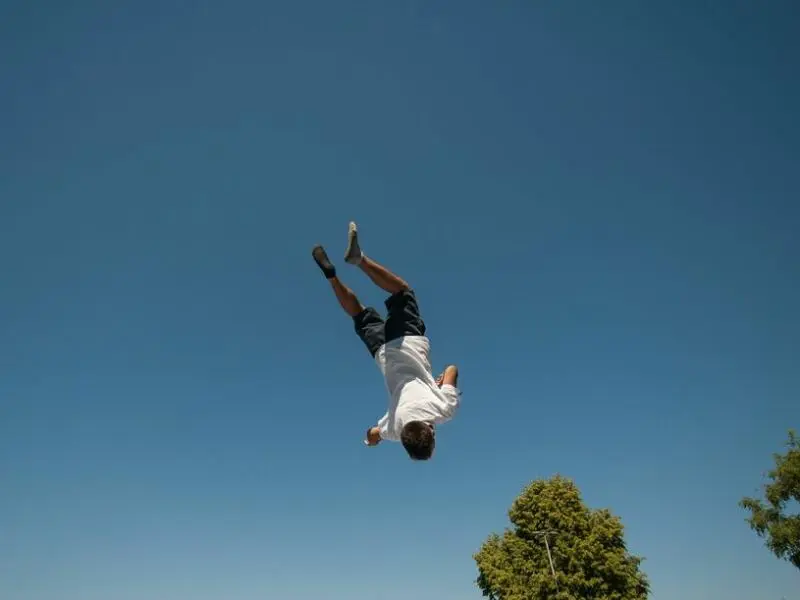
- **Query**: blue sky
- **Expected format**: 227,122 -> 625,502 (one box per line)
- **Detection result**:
1,1 -> 798,599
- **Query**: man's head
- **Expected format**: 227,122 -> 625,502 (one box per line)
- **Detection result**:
400,421 -> 435,460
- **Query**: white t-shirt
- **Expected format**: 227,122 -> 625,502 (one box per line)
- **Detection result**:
373,335 -> 461,442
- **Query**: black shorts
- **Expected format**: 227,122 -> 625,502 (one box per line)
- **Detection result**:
353,289 -> 426,357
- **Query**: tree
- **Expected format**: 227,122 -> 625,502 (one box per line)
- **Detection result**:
474,475 -> 649,600
740,429 -> 800,570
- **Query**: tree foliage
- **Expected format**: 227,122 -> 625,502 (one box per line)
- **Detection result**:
474,475 -> 649,600
740,429 -> 800,570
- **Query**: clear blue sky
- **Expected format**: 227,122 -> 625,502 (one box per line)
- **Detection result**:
1,1 -> 798,599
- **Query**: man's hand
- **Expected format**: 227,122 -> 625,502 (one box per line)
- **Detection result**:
364,426 -> 381,446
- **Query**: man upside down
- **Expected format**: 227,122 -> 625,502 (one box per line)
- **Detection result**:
312,221 -> 461,460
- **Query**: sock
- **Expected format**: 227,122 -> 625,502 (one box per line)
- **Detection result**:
312,245 -> 337,279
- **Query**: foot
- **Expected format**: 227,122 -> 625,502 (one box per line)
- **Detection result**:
344,221 -> 363,265
312,245 -> 336,279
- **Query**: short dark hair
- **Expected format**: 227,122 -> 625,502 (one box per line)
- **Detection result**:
400,421 -> 435,460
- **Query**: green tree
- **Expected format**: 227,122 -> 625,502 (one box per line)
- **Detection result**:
474,475 -> 649,600
740,429 -> 800,570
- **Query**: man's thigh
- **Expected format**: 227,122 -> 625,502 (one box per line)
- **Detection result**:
384,289 -> 426,343
353,307 -> 386,357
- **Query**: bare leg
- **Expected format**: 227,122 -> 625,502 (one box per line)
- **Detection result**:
330,276 -> 364,317
357,255 -> 409,295
312,244 -> 364,317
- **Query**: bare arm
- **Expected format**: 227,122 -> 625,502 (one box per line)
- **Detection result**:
436,364 -> 459,388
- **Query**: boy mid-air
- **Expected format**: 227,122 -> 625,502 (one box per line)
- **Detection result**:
312,222 -> 461,460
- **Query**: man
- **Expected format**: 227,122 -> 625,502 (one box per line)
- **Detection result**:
311,221 -> 461,460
